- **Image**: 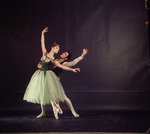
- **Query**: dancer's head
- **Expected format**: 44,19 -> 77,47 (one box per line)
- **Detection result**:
51,41 -> 60,54
60,51 -> 72,61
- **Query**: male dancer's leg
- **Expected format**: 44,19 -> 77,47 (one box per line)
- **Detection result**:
51,89 -> 79,118
63,92 -> 79,117
42,76 -> 79,119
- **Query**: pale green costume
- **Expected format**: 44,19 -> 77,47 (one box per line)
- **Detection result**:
23,53 -> 64,105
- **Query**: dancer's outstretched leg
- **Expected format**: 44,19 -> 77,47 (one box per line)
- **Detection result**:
64,95 -> 79,118
37,104 -> 46,118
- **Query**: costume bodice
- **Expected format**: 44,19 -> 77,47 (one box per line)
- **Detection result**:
39,53 -> 55,71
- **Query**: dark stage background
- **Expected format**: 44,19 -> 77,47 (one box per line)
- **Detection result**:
0,0 -> 150,112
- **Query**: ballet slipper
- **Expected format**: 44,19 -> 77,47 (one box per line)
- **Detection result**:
73,113 -> 79,118
36,113 -> 46,118
58,107 -> 63,114
54,108 -> 59,119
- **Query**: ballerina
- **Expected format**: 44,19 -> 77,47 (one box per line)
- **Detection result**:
23,27 -> 80,119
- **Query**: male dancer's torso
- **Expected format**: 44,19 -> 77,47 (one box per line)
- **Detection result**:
52,59 -> 64,76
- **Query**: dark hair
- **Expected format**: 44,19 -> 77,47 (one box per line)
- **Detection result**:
52,41 -> 60,47
66,51 -> 72,61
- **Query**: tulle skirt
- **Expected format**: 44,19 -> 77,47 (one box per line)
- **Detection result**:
23,70 -> 65,105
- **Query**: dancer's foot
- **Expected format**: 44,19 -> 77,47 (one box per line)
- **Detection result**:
58,108 -> 63,114
54,109 -> 59,119
36,113 -> 46,118
73,113 -> 79,118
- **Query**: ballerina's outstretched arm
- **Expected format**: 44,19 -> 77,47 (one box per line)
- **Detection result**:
54,60 -> 80,73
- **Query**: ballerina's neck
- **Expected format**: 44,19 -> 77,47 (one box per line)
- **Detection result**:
47,52 -> 55,59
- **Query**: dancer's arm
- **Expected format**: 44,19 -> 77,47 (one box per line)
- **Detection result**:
63,57 -> 83,67
81,49 -> 88,58
41,27 -> 48,55
54,60 -> 80,73
63,49 -> 88,67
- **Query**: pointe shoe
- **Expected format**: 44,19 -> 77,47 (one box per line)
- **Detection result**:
58,108 -> 63,114
36,113 -> 46,118
54,109 -> 59,119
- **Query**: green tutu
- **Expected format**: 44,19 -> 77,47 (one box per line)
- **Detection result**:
23,69 -> 65,105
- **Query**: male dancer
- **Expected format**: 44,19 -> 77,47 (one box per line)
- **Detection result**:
51,49 -> 87,119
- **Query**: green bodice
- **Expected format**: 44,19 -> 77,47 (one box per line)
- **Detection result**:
39,53 -> 55,71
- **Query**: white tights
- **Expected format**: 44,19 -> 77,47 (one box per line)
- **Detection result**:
37,93 -> 79,119
37,76 -> 79,119
63,94 -> 79,117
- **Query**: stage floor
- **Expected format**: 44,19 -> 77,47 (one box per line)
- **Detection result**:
0,105 -> 150,133
1,132 -> 148,134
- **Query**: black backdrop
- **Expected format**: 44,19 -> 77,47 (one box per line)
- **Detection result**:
0,0 -> 150,111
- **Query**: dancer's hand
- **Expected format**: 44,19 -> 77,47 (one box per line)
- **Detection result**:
37,62 -> 42,68
42,27 -> 48,33
72,68 -> 80,73
81,49 -> 88,57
